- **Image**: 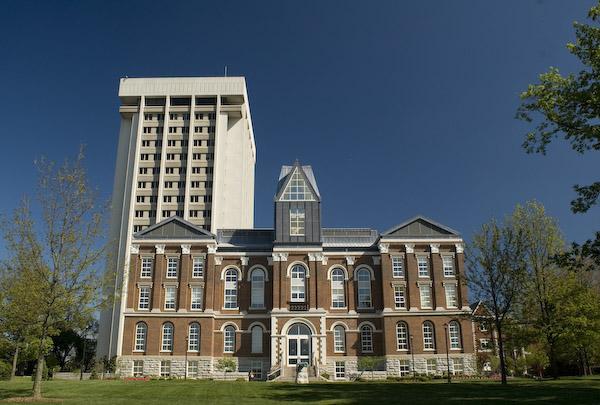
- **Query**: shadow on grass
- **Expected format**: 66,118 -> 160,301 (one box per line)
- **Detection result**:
261,380 -> 600,404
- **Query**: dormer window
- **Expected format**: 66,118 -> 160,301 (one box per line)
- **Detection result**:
281,169 -> 315,201
290,207 -> 305,236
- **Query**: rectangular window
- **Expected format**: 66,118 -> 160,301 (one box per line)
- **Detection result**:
394,285 -> 406,309
187,361 -> 199,378
133,360 -> 144,376
392,256 -> 404,278
192,257 -> 204,278
417,256 -> 429,277
479,322 -> 488,332
398,360 -> 411,376
443,256 -> 455,277
160,360 -> 171,377
419,285 -> 432,309
138,287 -> 150,310
335,362 -> 346,380
140,257 -> 153,278
191,287 -> 203,310
164,286 -> 176,310
166,257 -> 178,278
445,284 -> 458,308
426,359 -> 437,375
480,339 -> 492,351
289,207 -> 305,236
251,361 -> 263,380
451,358 -> 464,375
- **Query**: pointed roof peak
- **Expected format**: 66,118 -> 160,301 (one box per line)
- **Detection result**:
275,162 -> 321,201
133,216 -> 215,240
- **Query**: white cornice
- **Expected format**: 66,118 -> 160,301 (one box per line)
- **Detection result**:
155,244 -> 165,255
404,244 -> 415,254
455,243 -> 465,254
130,245 -> 140,254
181,244 -> 191,255
378,243 -> 389,254
430,244 -> 440,253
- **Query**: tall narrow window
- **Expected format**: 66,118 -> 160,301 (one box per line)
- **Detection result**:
333,325 -> 346,353
290,265 -> 306,302
392,256 -> 404,278
417,256 -> 429,277
161,322 -> 174,352
134,322 -> 147,351
330,268 -> 346,308
396,322 -> 409,350
251,325 -> 263,353
289,207 -> 305,236
140,257 -> 153,278
356,269 -> 372,308
188,323 -> 200,352
164,286 -> 176,310
394,285 -> 406,309
448,321 -> 461,349
419,285 -> 432,309
167,257 -> 178,278
443,256 -> 455,277
250,268 -> 265,308
191,287 -> 203,310
192,257 -> 204,278
360,325 -> 373,353
138,286 -> 151,310
445,284 -> 458,308
224,326 -> 235,353
224,269 -> 238,309
423,321 -> 435,350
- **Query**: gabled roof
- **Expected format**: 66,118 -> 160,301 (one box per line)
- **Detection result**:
274,161 -> 321,201
133,216 -> 215,240
382,215 -> 461,238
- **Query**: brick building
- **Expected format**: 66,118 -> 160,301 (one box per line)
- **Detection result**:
116,162 -> 476,379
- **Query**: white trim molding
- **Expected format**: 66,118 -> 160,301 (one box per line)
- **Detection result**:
181,244 -> 191,255
455,243 -> 465,254
404,244 -> 415,254
430,244 -> 440,254
130,245 -> 140,254
378,243 -> 389,254
155,244 -> 166,255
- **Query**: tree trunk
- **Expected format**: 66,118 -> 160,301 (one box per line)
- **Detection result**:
32,353 -> 45,399
10,346 -> 19,380
548,342 -> 559,379
496,323 -> 508,385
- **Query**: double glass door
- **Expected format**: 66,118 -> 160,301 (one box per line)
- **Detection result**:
288,336 -> 310,366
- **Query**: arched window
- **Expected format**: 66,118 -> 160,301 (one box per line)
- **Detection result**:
224,325 -> 236,353
224,269 -> 238,309
161,322 -> 174,352
290,265 -> 306,302
333,325 -> 346,353
331,268 -> 346,308
135,322 -> 147,351
250,268 -> 265,308
360,324 -> 373,353
357,268 -> 372,308
448,321 -> 461,349
251,325 -> 263,353
188,323 -> 200,352
422,321 -> 435,350
288,323 -> 311,335
396,322 -> 409,351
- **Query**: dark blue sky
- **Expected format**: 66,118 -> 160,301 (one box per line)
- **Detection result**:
1,0 -> 598,244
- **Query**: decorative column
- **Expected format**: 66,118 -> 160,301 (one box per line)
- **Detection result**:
378,243 -> 393,310
308,253 -> 319,309
430,244 -> 443,310
152,244 -> 165,312
405,244 -> 418,311
277,253 -> 289,307
178,244 -> 191,311
455,243 -> 470,310
270,254 -> 280,309
204,244 -> 217,311
127,245 -> 140,309
346,256 -> 356,313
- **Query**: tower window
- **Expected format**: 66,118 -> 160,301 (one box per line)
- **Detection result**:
290,207 -> 305,236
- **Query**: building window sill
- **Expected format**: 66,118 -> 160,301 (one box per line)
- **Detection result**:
222,307 -> 240,311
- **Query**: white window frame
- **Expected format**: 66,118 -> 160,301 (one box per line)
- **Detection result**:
166,257 -> 178,278
423,322 -> 435,350
224,326 -> 235,353
442,255 -> 455,277
394,285 -> 406,309
161,323 -> 174,352
187,360 -> 199,378
281,169 -> 316,201
333,325 -> 346,353
426,358 -> 437,375
134,323 -> 147,352
419,284 -> 432,309
138,286 -> 151,310
360,325 -> 373,353
290,265 -> 306,303
164,286 -> 176,310
391,256 -> 404,278
188,323 -> 200,352
160,360 -> 171,377
251,325 -> 263,353
224,269 -> 238,309
289,207 -> 305,236
417,256 -> 429,278
445,284 -> 458,308
396,322 -> 409,351
335,361 -> 346,380
451,358 -> 464,375
398,359 -> 411,377
140,257 -> 153,278
133,360 -> 144,376
448,321 -> 461,350
190,286 -> 203,310
356,269 -> 372,308
250,269 -> 265,309
330,268 -> 346,308
480,338 -> 492,351
192,257 -> 204,278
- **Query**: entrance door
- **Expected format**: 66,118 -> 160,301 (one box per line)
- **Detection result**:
287,323 -> 311,366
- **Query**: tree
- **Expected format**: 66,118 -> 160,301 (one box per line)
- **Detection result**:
215,358 -> 236,380
526,344 -> 550,379
1,149 -> 108,399
466,216 -> 527,384
516,1 -> 600,268
356,356 -> 384,381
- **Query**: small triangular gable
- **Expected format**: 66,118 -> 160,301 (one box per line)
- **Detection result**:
276,167 -> 318,202
134,216 -> 215,240
383,216 -> 460,237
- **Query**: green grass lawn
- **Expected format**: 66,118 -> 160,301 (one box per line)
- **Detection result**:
0,376 -> 599,404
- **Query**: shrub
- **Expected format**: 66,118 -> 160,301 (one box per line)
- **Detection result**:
0,361 -> 12,381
